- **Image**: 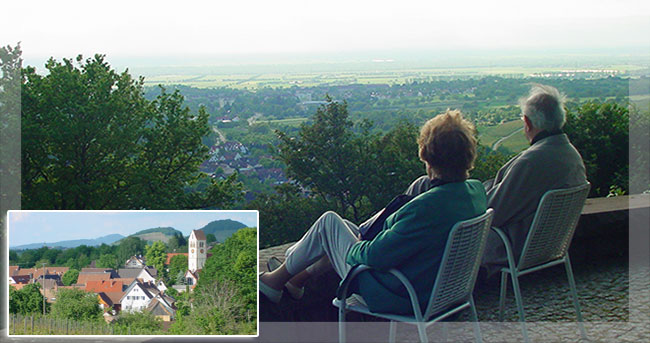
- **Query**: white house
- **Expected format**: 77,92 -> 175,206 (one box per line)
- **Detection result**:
120,280 -> 171,313
120,281 -> 154,313
124,256 -> 145,268
188,230 -> 207,272
156,279 -> 168,293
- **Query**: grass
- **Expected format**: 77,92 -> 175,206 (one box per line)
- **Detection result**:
477,120 -> 523,147
259,118 -> 309,126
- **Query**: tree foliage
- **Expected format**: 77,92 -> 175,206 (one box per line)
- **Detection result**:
21,54 -> 242,210
9,283 -> 47,315
51,288 -> 102,322
564,101 -> 629,196
61,269 -> 80,286
111,311 -> 162,334
116,236 -> 146,265
249,183 -> 329,248
144,241 -> 167,279
168,254 -> 188,286
276,98 -> 422,222
168,278 -> 255,335
196,228 -> 256,311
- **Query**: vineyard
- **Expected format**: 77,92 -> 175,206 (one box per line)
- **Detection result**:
9,314 -> 153,336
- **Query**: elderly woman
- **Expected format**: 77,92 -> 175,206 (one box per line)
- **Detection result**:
260,109 -> 487,314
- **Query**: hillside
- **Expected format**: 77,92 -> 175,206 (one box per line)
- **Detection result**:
199,220 -> 248,243
126,227 -> 183,244
10,234 -> 125,250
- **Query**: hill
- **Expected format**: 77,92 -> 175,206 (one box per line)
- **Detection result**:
127,227 -> 183,244
199,220 -> 248,243
10,234 -> 125,250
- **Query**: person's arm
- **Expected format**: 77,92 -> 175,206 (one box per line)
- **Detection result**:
346,203 -> 445,270
404,175 -> 430,196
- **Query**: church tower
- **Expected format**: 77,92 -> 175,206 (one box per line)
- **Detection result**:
188,230 -> 207,272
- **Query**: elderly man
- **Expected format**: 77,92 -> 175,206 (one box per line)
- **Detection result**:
406,84 -> 586,275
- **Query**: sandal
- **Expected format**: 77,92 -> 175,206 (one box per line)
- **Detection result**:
259,272 -> 283,303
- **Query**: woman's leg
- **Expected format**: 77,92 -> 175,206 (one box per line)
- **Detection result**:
260,211 -> 359,291
285,218 -> 359,288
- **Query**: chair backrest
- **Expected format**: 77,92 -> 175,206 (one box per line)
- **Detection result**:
517,183 -> 591,271
424,208 -> 493,319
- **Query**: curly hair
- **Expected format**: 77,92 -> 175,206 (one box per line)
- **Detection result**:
418,109 -> 477,181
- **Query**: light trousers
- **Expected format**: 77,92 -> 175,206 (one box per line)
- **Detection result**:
284,211 -> 360,278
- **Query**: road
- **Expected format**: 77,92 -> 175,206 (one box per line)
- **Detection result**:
492,127 -> 523,151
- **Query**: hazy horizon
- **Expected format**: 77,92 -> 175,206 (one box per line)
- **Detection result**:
4,0 -> 649,73
7,211 -> 258,247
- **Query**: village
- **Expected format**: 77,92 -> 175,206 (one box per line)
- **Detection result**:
9,230 -> 210,324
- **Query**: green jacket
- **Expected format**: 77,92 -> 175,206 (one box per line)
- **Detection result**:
346,179 -> 487,314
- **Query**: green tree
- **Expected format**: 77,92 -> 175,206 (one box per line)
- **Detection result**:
206,233 -> 217,244
111,311 -> 162,334
168,278 -> 255,335
51,288 -> 102,322
564,102 -> 629,196
168,254 -> 188,286
116,236 -> 145,265
276,97 -> 370,221
9,283 -> 48,315
144,241 -> 167,279
61,269 -> 80,286
249,183 -> 329,248
470,145 -> 512,182
95,254 -> 118,269
196,228 -> 257,312
21,54 -> 242,210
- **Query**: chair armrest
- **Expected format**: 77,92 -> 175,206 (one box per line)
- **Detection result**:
387,268 -> 424,319
336,265 -> 425,319
337,264 -> 371,300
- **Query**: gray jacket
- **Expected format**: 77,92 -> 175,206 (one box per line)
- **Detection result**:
482,133 -> 586,270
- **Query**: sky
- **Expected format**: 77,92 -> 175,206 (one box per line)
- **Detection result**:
3,0 -> 649,68
7,211 -> 258,247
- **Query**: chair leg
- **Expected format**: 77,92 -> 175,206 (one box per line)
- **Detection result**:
388,320 -> 396,343
498,271 -> 508,321
509,272 -> 530,343
470,296 -> 483,343
564,256 -> 587,340
416,322 -> 429,343
338,304 -> 346,343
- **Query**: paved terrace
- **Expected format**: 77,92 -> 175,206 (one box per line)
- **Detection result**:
257,196 -> 650,342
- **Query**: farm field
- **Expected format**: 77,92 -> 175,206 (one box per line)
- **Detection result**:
142,64 -> 645,89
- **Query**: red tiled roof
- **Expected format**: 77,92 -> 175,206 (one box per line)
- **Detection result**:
9,266 -> 19,276
20,267 -> 70,281
111,278 -> 136,288
165,253 -> 188,265
86,280 -> 123,293
77,273 -> 112,285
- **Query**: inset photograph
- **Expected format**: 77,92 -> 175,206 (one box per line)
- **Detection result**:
7,210 -> 258,337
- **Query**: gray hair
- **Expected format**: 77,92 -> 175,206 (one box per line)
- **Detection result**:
519,84 -> 566,131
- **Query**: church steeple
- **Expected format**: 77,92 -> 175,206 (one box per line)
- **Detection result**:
188,230 -> 207,272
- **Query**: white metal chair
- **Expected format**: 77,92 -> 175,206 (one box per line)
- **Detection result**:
492,183 -> 590,342
333,208 -> 494,343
